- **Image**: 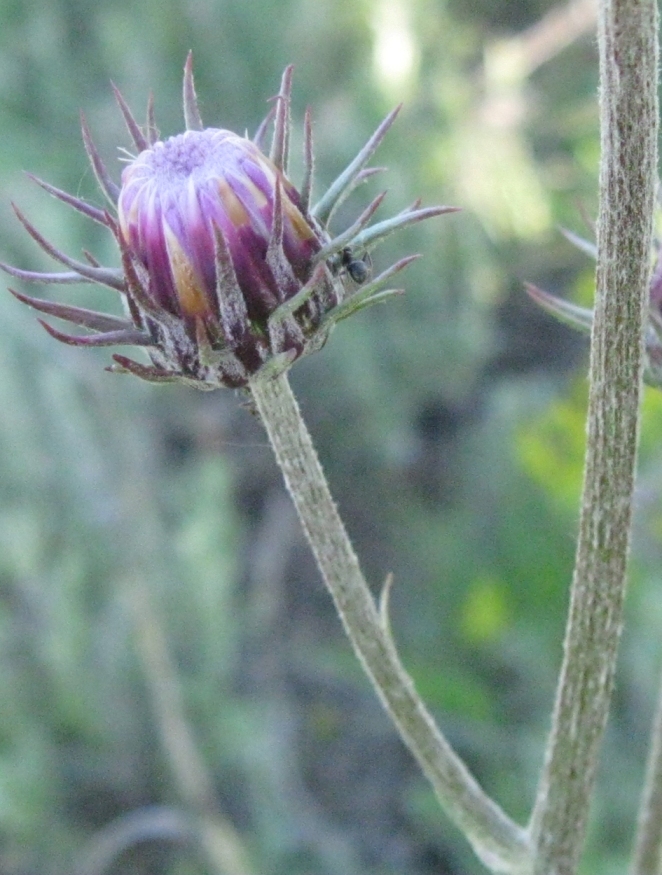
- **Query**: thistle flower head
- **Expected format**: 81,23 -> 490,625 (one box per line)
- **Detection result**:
3,55 -> 457,389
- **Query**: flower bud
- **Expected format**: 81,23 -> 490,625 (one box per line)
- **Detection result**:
118,130 -> 320,321
3,55 -> 456,389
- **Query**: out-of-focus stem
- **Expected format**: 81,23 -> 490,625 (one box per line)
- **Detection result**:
74,806 -> 193,875
128,581 -> 254,875
528,1 -> 658,873
107,389 -> 255,875
129,582 -> 218,810
631,669 -> 662,875
249,371 -> 531,875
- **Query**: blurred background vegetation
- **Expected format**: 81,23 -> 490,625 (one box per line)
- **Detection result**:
0,0 -> 660,873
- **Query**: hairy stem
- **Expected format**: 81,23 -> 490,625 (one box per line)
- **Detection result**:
249,372 -> 531,874
528,1 -> 658,873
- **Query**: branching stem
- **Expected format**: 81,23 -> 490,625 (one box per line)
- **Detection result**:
250,3 -> 658,872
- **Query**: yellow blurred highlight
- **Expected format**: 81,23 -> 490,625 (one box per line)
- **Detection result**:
518,365 -> 662,518
444,25 -> 562,240
461,576 -> 510,644
517,379 -> 587,512
638,384 -> 662,457
371,0 -> 419,95
450,118 -> 551,240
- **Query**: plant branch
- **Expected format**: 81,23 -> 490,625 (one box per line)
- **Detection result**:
249,371 -> 531,875
631,667 -> 662,875
124,559 -> 254,875
528,1 -> 658,873
74,806 -> 194,875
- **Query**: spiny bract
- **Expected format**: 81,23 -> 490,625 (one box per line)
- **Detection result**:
3,54 -> 456,390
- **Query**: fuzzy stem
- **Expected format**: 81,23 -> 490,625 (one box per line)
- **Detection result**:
631,668 -> 662,875
528,1 -> 658,873
249,372 -> 531,875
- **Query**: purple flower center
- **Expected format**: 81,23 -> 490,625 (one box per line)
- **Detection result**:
151,132 -> 222,177
127,129 -> 255,186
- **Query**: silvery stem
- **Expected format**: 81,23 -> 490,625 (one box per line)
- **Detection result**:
249,371 -> 531,874
528,1 -> 658,873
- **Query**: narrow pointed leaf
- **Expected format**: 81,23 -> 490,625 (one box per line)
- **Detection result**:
560,227 -> 598,260
38,319 -> 152,347
9,288 -> 135,332
311,105 -> 401,224
269,262 -> 328,325
112,82 -> 149,152
253,104 -> 276,151
211,222 -> 250,342
146,92 -> 159,145
82,249 -> 101,267
324,255 -> 419,324
300,107 -> 314,215
270,65 -> 293,173
352,166 -> 388,187
80,112 -> 120,205
27,174 -> 108,226
525,283 -> 594,334
331,288 -> 405,322
324,166 -> 388,226
11,204 -> 126,290
315,191 -> 387,264
0,261 -> 118,286
183,51 -> 204,131
194,317 -> 223,367
398,197 -> 422,214
109,355 -> 182,383
352,205 -> 459,252
266,177 -> 298,293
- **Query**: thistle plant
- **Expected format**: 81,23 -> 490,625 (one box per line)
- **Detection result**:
2,54 -> 452,390
3,1 -> 661,870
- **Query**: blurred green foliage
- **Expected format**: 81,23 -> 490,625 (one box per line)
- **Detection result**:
0,0 -> 657,873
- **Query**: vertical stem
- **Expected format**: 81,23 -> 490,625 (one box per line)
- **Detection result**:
250,372 -> 531,874
631,668 -> 662,875
128,580 -> 254,875
529,1 -> 658,873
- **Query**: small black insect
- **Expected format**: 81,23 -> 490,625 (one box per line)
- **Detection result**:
338,246 -> 372,285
